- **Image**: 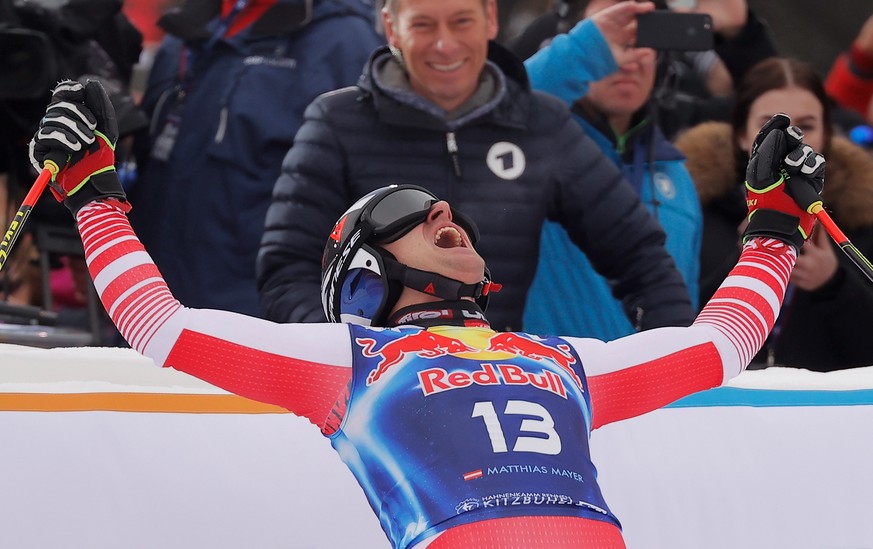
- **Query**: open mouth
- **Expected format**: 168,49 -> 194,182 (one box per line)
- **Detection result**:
434,226 -> 465,249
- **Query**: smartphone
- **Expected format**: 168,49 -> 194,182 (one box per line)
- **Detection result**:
636,11 -> 714,51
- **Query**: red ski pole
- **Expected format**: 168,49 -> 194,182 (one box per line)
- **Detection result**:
812,204 -> 873,284
783,168 -> 873,285
0,158 -> 61,273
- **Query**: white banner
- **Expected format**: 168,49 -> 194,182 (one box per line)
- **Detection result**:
2,344 -> 873,548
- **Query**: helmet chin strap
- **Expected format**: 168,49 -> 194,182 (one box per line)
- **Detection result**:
380,255 -> 501,302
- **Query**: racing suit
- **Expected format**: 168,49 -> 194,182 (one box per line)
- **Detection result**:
76,201 -> 795,548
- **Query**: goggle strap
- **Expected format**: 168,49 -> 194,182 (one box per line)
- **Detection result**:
382,256 -> 489,301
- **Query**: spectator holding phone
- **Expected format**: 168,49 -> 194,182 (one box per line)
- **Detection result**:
676,56 -> 873,371
504,0 -> 779,139
656,0 -> 780,137
522,0 -> 702,340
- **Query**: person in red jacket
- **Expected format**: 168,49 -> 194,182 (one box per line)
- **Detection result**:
825,13 -> 873,124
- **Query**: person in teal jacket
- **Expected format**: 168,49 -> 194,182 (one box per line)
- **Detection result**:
522,0 -> 702,340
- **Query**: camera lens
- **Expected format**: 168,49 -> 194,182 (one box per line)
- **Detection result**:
666,0 -> 698,9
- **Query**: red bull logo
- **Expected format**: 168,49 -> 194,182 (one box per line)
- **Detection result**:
358,331 -> 477,385
419,362 -> 568,398
486,333 -> 583,390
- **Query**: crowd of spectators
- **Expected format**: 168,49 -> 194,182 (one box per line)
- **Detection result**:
3,0 -> 873,372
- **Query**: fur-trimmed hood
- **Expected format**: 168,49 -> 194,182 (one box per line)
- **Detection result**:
675,122 -> 873,230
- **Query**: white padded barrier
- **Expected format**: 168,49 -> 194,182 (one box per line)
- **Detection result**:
2,343 -> 872,549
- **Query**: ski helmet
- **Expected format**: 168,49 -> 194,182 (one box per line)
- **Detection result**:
320,185 -> 497,326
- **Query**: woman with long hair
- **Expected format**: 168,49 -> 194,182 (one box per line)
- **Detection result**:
677,56 -> 873,370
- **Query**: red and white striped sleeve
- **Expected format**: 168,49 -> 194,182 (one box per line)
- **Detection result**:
565,238 -> 796,429
76,201 -> 354,427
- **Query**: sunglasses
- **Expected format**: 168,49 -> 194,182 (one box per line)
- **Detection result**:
361,186 -> 480,245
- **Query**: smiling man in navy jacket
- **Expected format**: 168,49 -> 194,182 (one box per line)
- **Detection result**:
257,0 -> 694,334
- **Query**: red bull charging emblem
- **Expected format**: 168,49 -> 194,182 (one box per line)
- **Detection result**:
357,330 -> 584,399
358,331 -> 477,385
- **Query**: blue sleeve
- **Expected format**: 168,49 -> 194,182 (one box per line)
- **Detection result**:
524,18 -> 618,105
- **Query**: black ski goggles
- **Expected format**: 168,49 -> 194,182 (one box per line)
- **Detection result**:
362,185 -> 480,245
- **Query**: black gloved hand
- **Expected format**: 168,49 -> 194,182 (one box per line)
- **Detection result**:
28,79 -> 129,215
743,113 -> 825,251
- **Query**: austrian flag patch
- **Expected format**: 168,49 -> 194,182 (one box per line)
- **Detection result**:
463,469 -> 483,481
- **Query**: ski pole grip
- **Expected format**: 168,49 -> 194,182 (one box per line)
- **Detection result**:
786,175 -> 823,214
42,150 -> 68,177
